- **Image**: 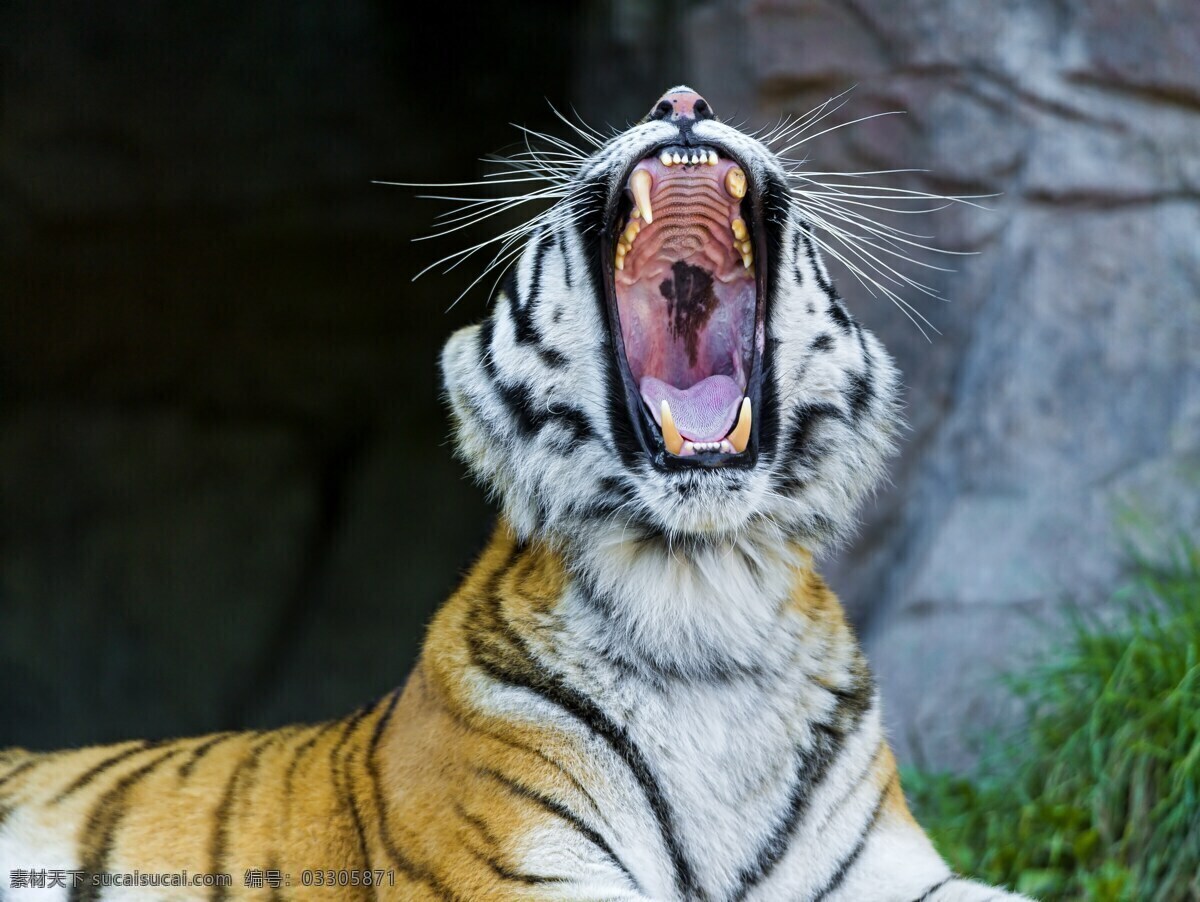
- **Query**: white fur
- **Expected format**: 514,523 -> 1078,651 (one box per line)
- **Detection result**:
442,90 -> 1032,900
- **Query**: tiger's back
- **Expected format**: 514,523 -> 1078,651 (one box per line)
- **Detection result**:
0,711 -> 396,898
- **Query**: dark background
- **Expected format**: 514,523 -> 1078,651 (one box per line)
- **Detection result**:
3,1 -> 1197,768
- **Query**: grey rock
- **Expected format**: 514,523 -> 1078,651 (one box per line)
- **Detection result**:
682,0 -> 1200,771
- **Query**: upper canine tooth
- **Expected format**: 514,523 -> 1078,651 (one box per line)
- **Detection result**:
660,400 -> 684,455
630,170 -> 654,225
660,151 -> 673,166
728,398 -> 751,453
725,166 -> 746,199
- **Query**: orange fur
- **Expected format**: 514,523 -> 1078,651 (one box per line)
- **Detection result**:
0,522 -> 933,899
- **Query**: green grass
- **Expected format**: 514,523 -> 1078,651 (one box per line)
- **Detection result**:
904,538 -> 1200,901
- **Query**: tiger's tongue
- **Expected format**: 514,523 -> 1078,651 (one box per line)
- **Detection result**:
641,375 -> 742,443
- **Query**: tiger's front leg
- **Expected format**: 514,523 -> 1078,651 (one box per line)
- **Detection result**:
751,763 -> 1032,902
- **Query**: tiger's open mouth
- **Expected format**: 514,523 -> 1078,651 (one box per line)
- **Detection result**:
604,142 -> 766,469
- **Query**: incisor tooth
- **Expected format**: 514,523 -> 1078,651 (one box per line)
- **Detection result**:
691,153 -> 699,164
630,170 -> 654,225
707,151 -> 718,165
728,398 -> 751,453
672,152 -> 682,165
731,218 -> 747,241
725,166 -> 746,199
661,400 -> 684,455
660,151 -> 673,166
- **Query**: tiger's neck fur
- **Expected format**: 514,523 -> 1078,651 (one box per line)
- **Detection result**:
409,519 -> 895,899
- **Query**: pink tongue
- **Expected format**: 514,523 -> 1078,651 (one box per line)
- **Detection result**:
641,375 -> 743,442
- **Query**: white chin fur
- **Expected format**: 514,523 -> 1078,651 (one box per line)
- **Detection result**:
560,517 -> 806,677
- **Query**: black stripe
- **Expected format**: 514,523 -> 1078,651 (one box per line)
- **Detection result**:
326,708 -> 375,896
70,748 -> 182,902
731,660 -> 875,898
772,402 -> 846,494
846,373 -> 873,421
467,549 -> 677,898
209,733 -> 283,902
912,876 -> 954,901
281,719 -> 339,826
847,326 -> 876,421
477,767 -> 640,894
54,741 -> 158,803
178,732 -> 237,779
578,476 -> 640,521
758,339 -> 783,470
442,696 -> 606,817
811,784 -> 889,901
792,229 -> 807,287
810,333 -> 834,352
488,372 -> 595,445
799,223 -> 855,333
463,843 -> 567,886
507,234 -> 568,369
365,688 -> 460,901
455,801 -> 503,847
478,301 -> 594,445
0,758 -> 38,791
755,175 -> 794,470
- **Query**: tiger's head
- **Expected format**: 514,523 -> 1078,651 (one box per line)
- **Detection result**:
438,88 -> 907,663
441,86 -> 903,549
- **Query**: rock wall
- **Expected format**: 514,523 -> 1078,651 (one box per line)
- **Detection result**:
683,0 -> 1200,769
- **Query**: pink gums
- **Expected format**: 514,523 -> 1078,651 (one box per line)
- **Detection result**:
614,156 -> 756,443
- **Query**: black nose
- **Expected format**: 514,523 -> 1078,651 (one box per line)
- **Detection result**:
648,87 -> 715,123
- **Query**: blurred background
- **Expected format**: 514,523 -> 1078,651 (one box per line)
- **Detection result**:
1,0 -> 1197,783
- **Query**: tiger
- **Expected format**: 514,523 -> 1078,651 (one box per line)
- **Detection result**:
0,86 -> 1032,901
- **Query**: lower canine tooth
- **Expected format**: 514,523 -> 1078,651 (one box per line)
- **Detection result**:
728,398 -> 751,453
660,400 -> 684,455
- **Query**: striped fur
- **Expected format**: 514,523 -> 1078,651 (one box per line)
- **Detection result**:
1,94 -> 1032,900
